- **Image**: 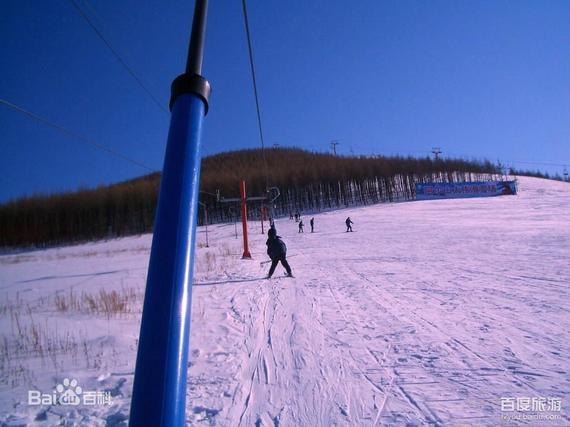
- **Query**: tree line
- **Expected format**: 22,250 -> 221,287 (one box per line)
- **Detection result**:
0,174 -> 158,248
1,148 -> 505,248
198,148 -> 503,223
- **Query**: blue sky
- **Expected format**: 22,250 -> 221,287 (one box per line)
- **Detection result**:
1,0 -> 569,202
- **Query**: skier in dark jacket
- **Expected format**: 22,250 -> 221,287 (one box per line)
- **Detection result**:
298,220 -> 304,233
310,217 -> 315,233
266,228 -> 292,278
345,217 -> 354,232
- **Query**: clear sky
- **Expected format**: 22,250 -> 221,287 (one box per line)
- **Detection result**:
1,0 -> 569,202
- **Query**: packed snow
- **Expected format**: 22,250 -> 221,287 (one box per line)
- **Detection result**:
0,176 -> 568,426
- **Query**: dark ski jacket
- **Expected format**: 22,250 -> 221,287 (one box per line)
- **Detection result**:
266,230 -> 287,260
346,218 -> 353,226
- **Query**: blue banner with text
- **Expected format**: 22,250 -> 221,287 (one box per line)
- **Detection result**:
415,181 -> 517,200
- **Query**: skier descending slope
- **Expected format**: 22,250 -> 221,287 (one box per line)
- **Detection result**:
346,216 -> 354,232
265,228 -> 293,278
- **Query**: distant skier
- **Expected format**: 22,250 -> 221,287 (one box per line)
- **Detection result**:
289,212 -> 294,220
310,217 -> 315,233
298,220 -> 304,233
345,217 -> 354,232
266,228 -> 292,278
295,210 -> 300,222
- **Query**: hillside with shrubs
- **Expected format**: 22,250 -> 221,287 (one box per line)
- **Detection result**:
0,148 -> 504,248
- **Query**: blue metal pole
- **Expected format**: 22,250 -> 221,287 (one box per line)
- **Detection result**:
130,1 -> 210,425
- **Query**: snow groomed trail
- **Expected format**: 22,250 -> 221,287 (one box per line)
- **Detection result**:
0,176 -> 568,426
187,177 -> 570,426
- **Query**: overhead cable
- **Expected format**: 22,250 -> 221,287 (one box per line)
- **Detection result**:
68,0 -> 169,114
0,97 -> 155,172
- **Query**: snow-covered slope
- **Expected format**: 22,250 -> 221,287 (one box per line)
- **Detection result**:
0,176 -> 568,426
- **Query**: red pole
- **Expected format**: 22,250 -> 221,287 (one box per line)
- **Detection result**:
240,180 -> 251,258
204,206 -> 209,248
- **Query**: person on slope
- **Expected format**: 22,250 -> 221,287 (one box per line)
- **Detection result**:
345,217 -> 354,232
298,220 -> 304,233
310,217 -> 315,233
266,228 -> 293,278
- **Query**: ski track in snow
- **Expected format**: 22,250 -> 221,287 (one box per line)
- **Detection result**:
0,176 -> 569,426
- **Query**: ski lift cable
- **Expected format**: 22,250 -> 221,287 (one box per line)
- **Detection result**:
504,159 -> 569,168
241,0 -> 270,190
68,0 -> 169,115
0,97 -> 156,173
443,151 -> 568,168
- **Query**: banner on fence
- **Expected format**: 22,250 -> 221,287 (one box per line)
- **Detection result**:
415,181 -> 517,200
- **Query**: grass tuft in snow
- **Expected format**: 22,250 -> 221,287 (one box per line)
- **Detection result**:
54,287 -> 141,318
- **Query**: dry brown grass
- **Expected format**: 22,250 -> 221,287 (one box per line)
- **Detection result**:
0,287 -> 136,388
53,287 -> 141,317
0,307 -> 81,376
